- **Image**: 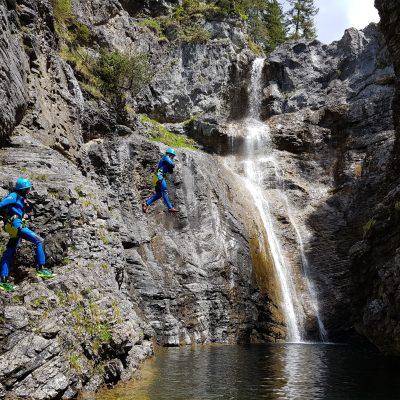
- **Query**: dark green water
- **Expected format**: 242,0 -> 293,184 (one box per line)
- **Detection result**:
95,343 -> 400,400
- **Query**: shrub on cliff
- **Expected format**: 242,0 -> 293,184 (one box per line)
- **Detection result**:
94,50 -> 152,110
138,0 -> 288,52
52,0 -> 151,108
51,0 -> 92,47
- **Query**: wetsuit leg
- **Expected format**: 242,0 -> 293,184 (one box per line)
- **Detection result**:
0,238 -> 20,279
159,179 -> 173,209
146,191 -> 162,206
18,227 -> 46,265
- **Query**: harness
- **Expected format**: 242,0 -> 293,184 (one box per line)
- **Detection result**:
151,168 -> 164,187
3,215 -> 27,239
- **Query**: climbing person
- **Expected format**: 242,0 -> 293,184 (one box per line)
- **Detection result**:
0,178 -> 53,292
142,148 -> 178,214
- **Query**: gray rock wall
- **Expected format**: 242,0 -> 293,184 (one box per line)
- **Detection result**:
346,0 -> 400,354
1,0 -> 400,397
0,0 -> 28,140
0,0 -> 279,398
252,24 -> 396,340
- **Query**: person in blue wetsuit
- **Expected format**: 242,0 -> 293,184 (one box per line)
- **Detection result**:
0,178 -> 53,292
142,148 -> 178,214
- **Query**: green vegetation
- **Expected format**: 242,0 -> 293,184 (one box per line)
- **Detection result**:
11,294 -> 24,304
82,199 -> 93,208
52,0 -> 151,110
30,173 -> 49,182
111,301 -> 122,323
99,324 -> 112,342
62,257 -> 72,265
81,288 -> 93,297
51,0 -> 92,47
234,0 -> 288,52
124,104 -> 135,115
71,301 -> 113,357
363,218 -> 376,237
138,0 -> 217,44
177,25 -> 211,43
68,291 -> 83,304
94,50 -> 152,109
49,190 -> 70,201
135,0 -> 319,52
87,261 -> 96,270
67,352 -> 82,372
286,0 -> 318,40
100,263 -> 109,271
59,45 -> 104,99
136,0 -> 290,53
99,228 -> 109,245
140,115 -> 198,150
54,288 -> 67,305
138,18 -> 166,39
74,185 -> 85,197
247,37 -> 264,56
31,296 -> 48,308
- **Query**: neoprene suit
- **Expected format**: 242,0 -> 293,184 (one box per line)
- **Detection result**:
145,155 -> 175,209
0,192 -> 45,279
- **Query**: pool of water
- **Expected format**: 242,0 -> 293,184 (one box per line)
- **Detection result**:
94,343 -> 400,400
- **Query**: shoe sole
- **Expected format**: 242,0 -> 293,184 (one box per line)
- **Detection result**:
0,286 -> 14,292
36,273 -> 56,279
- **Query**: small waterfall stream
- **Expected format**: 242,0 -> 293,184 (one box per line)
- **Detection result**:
225,58 -> 326,342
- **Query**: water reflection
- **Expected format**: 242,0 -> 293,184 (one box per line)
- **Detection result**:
94,344 -> 400,400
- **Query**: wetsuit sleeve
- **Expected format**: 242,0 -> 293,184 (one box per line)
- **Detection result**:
164,155 -> 175,173
0,193 -> 16,210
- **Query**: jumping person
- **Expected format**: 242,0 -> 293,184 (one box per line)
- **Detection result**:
142,148 -> 178,214
0,178 -> 53,292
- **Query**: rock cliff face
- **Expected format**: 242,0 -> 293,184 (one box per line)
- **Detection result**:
346,0 -> 400,354
0,1 -> 28,140
375,0 -> 400,168
0,1 -> 275,398
0,0 -> 400,398
252,24 -> 396,340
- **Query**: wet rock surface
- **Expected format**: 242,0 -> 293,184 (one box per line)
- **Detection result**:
347,0 -> 400,354
253,24 -> 396,340
0,0 -> 400,397
0,0 -> 275,398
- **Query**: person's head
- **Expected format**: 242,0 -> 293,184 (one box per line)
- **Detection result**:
15,178 -> 32,197
166,148 -> 177,159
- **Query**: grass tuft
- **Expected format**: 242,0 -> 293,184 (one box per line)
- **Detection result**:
140,115 -> 198,150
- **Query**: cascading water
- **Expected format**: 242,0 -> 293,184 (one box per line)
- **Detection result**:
225,58 -> 326,342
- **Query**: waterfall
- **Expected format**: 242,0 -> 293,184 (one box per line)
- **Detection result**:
225,58 -> 326,342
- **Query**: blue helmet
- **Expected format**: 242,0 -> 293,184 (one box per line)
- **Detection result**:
166,148 -> 176,156
15,178 -> 32,191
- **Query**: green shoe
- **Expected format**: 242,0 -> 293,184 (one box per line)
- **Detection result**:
36,269 -> 55,279
0,282 -> 14,292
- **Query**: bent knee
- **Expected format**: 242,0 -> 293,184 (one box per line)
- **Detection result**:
19,228 -> 43,245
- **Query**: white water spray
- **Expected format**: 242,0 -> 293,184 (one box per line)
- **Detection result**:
226,58 -> 327,342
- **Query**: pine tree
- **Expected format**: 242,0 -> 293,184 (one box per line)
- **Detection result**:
286,0 -> 318,40
190,0 -> 288,52
265,0 -> 287,49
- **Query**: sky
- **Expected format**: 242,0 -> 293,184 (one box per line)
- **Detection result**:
283,0 -> 381,44
315,0 -> 380,43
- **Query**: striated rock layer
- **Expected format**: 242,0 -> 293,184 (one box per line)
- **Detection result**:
0,0 -> 277,398
253,24 -> 396,341
347,0 -> 400,354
